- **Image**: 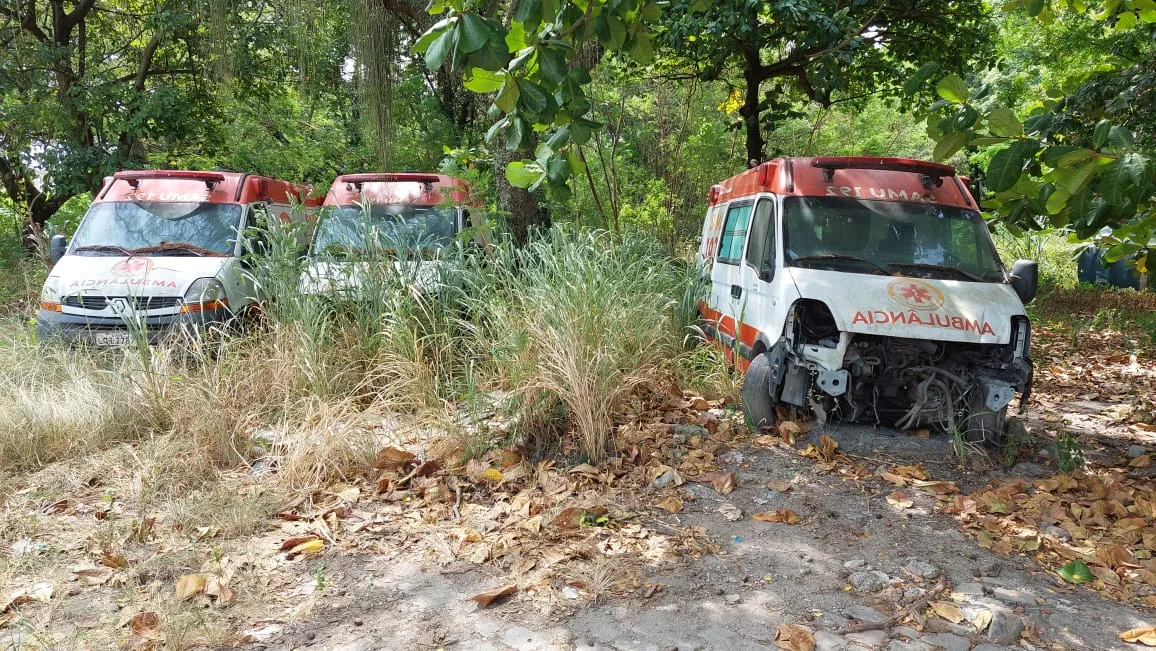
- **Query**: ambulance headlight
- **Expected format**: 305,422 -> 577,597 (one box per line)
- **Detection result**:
181,278 -> 228,313
39,276 -> 62,312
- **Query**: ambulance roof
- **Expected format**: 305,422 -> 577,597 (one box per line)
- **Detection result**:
97,170 -> 312,205
709,157 -> 977,210
325,173 -> 471,207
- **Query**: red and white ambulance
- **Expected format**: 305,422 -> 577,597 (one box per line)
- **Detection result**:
37,170 -> 317,345
696,157 -> 1037,443
300,172 -> 481,294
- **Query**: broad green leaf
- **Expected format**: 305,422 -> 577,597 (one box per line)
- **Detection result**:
987,140 -> 1039,192
641,3 -> 663,21
1057,560 -> 1094,584
495,75 -> 519,113
513,0 -> 542,26
987,108 -> 1023,138
1046,187 -> 1071,214
1116,10 -> 1138,29
932,131 -> 968,162
508,117 -> 528,150
1093,120 -> 1112,149
936,75 -> 970,104
425,29 -> 457,71
538,47 -> 568,84
467,34 -> 512,71
1057,148 -> 1097,168
1108,125 -> 1135,148
630,33 -> 655,64
1041,146 -> 1083,168
506,161 -> 545,188
546,153 -> 570,184
546,125 -> 571,149
1062,159 -> 1099,195
412,20 -> 453,54
517,80 -> 551,113
606,16 -> 628,50
1105,241 -> 1142,262
464,68 -> 504,93
1141,8 -> 1156,21
460,14 -> 492,54
505,22 -> 528,52
903,62 -> 940,97
565,150 -> 586,177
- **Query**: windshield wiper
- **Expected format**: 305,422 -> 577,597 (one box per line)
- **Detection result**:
790,254 -> 890,276
73,244 -> 133,256
128,242 -> 221,257
885,262 -> 985,282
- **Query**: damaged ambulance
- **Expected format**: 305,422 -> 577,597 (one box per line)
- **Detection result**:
696,157 -> 1036,444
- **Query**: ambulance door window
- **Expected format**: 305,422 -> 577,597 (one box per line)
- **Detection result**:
717,202 -> 754,264
245,203 -> 271,256
744,198 -> 775,279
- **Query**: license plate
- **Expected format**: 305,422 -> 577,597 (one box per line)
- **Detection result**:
92,332 -> 133,347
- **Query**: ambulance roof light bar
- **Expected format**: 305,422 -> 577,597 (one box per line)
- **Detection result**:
811,157 -> 955,188
341,173 -> 442,193
114,170 -> 226,191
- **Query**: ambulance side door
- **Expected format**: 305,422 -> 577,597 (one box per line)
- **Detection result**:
708,199 -> 755,355
736,196 -> 790,352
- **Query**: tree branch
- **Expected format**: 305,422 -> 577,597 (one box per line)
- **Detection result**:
134,34 -> 162,91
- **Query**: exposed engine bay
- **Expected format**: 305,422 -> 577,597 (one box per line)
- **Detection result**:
765,301 -> 1033,437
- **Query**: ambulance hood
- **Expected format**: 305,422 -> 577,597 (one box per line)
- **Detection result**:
786,267 -> 1025,345
51,254 -> 230,297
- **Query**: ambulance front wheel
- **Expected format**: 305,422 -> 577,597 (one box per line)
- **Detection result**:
742,352 -> 777,430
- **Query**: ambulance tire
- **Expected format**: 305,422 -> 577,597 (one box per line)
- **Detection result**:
742,352 -> 777,430
964,392 -> 1007,447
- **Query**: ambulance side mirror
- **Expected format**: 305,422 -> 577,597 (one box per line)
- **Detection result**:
1010,259 -> 1038,304
50,234 -> 67,264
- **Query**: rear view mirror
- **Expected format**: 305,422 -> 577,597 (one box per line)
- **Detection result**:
1010,259 -> 1038,304
49,234 -> 67,264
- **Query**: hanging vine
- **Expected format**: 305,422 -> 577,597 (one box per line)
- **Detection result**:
350,0 -> 396,170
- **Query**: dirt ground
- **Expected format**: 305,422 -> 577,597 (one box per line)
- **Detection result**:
235,411 -> 1156,651
3,316 -> 1155,651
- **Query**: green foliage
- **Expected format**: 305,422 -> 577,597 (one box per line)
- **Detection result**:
413,0 -> 669,199
922,1 -> 1156,272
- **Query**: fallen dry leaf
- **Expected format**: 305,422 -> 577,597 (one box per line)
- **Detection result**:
766,480 -> 792,492
279,535 -> 321,551
778,420 -> 809,444
372,447 -> 415,470
774,623 -> 815,651
1121,626 -> 1156,646
285,539 -> 325,560
0,582 -> 52,612
912,428 -> 930,439
703,471 -> 736,495
73,567 -> 114,586
469,584 -> 517,608
480,468 -> 504,482
887,491 -> 914,509
753,509 -> 802,524
690,397 -> 711,410
657,496 -> 684,513
174,574 -> 207,601
130,611 -> 163,640
1130,455 -> 1151,468
930,600 -> 965,624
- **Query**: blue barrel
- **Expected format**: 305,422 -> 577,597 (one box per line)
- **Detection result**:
1077,247 -> 1141,289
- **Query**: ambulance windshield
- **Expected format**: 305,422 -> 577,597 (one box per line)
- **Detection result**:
783,196 -> 1004,282
312,204 -> 457,255
71,202 -> 242,256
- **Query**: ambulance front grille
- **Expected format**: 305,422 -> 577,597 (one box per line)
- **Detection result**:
62,295 -> 182,310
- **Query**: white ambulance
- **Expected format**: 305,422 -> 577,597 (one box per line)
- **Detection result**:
37,170 -> 317,345
697,157 -> 1037,443
300,172 -> 481,296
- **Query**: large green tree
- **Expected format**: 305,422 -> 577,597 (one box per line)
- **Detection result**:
661,0 -> 995,164
0,0 -> 214,226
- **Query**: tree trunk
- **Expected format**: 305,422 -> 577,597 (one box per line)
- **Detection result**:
491,142 -> 540,245
741,48 -> 766,165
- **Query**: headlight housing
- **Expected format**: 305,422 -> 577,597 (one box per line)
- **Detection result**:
39,276 -> 62,312
181,278 -> 229,313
